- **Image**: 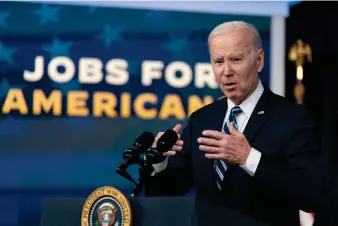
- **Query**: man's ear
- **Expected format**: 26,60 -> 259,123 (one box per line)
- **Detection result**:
257,49 -> 264,72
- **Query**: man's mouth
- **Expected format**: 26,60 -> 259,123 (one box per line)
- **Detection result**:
224,82 -> 236,87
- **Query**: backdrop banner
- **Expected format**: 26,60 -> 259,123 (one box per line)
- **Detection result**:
0,1 -> 271,193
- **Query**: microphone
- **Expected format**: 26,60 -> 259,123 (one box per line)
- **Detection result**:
145,129 -> 178,165
116,131 -> 155,171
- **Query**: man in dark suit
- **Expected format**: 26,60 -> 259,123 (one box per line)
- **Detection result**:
144,21 -> 332,226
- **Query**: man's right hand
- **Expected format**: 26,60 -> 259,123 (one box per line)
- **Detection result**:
152,124 -> 183,156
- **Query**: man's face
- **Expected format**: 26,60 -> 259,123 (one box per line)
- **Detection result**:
209,30 -> 264,104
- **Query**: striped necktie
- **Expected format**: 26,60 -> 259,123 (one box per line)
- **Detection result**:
215,105 -> 243,191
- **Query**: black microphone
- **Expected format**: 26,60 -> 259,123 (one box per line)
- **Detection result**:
117,131 -> 155,171
145,129 -> 178,165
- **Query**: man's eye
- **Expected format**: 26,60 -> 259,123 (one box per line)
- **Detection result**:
232,58 -> 241,62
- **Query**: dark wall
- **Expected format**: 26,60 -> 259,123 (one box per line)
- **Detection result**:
285,2 -> 338,165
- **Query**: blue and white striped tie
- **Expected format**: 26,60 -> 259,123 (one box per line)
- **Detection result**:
215,106 -> 242,191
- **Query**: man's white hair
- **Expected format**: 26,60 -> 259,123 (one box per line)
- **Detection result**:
208,21 -> 262,51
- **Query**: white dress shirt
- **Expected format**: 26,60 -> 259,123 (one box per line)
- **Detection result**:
151,80 -> 264,177
223,80 -> 264,176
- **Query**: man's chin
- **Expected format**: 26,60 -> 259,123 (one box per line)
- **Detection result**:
223,93 -> 241,104
222,91 -> 237,99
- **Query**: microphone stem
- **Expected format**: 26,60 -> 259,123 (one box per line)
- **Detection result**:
131,167 -> 145,197
131,163 -> 154,197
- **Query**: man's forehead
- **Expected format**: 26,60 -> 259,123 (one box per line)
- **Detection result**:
209,40 -> 252,57
210,30 -> 251,47
210,49 -> 247,58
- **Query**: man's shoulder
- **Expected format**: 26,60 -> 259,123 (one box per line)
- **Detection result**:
269,91 -> 314,120
189,97 -> 226,119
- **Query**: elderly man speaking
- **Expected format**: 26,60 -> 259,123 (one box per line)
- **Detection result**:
144,21 -> 331,226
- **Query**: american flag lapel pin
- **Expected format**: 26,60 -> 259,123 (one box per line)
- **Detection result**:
257,111 -> 264,115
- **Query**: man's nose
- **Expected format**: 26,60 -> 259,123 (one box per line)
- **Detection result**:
221,63 -> 233,77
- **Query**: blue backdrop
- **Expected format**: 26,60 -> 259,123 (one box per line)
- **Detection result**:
0,1 -> 271,225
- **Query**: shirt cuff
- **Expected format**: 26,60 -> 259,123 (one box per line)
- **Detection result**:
240,147 -> 262,176
151,156 -> 168,176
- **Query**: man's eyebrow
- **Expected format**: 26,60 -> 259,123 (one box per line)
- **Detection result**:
211,56 -> 223,60
229,53 -> 245,58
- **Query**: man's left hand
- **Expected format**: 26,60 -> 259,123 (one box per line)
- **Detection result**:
198,122 -> 251,165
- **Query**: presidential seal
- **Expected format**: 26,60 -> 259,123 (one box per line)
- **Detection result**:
81,186 -> 132,226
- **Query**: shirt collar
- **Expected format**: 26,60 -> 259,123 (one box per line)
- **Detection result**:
227,79 -> 264,118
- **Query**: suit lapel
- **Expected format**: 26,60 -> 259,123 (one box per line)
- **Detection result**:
207,97 -> 228,132
204,89 -> 275,142
243,86 -> 276,143
200,98 -> 228,184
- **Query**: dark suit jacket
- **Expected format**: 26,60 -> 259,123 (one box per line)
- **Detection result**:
145,84 -> 332,226
313,169 -> 338,226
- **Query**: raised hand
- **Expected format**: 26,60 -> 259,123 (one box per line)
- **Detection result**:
198,122 -> 251,165
153,124 -> 184,157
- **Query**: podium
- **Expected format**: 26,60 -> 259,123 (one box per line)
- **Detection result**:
40,196 -> 195,226
40,196 -> 270,226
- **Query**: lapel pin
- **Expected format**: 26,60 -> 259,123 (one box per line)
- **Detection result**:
257,111 -> 264,115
